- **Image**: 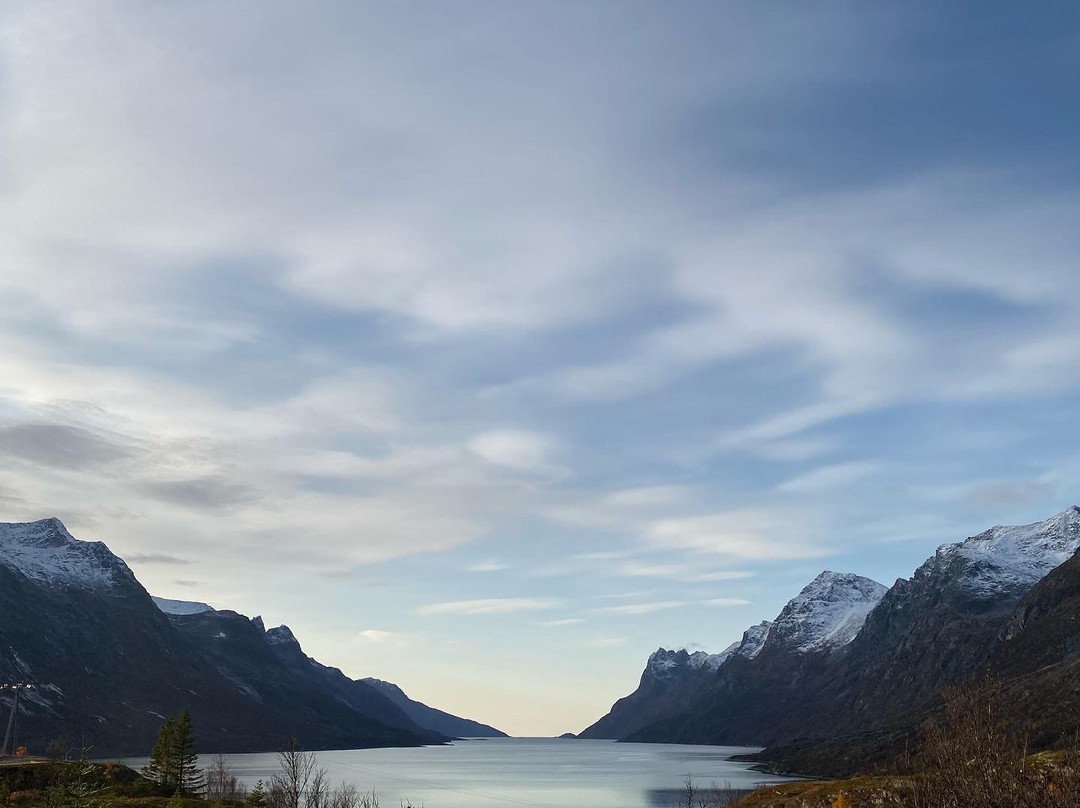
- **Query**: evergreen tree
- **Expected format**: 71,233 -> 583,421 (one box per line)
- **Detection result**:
170,709 -> 204,796
142,716 -> 176,789
247,779 -> 268,807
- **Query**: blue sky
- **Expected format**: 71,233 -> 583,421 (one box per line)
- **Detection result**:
1,1 -> 1080,735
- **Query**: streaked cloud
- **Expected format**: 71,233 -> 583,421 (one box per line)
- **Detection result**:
596,601 -> 687,616
358,629 -> 411,646
776,462 -> 880,494
1,0 -> 1077,737
645,510 -> 831,560
416,598 -> 562,617
468,559 -> 511,573
467,429 -> 560,475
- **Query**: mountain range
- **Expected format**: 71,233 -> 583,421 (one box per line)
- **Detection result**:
581,506 -> 1080,776
0,518 -> 505,756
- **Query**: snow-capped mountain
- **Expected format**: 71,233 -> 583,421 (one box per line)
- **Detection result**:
0,517 -> 503,755
920,506 -> 1080,597
618,506 -> 1080,752
763,571 -> 887,654
0,518 -> 134,589
152,596 -> 214,615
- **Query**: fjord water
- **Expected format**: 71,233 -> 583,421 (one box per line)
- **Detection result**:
137,738 -> 789,808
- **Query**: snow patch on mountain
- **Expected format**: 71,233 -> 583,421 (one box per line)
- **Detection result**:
768,571 -> 887,653
736,620 -> 773,659
925,506 -> 1080,597
0,518 -> 133,590
152,596 -> 213,615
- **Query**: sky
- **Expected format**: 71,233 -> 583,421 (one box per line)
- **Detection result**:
1,1 -> 1080,736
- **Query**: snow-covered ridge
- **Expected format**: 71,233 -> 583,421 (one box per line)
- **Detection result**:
0,518 -> 133,590
646,648 -> 723,679
735,620 -> 773,659
153,596 -> 213,615
924,506 -> 1080,596
767,571 -> 887,653
647,620 -> 775,680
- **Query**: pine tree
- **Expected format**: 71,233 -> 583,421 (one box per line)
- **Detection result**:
247,779 -> 268,807
142,716 -> 176,789
171,709 -> 205,796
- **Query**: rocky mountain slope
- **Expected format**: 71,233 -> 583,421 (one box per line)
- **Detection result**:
754,520 -> 1080,777
583,571 -> 885,742
0,518 -> 502,755
585,508 -> 1080,757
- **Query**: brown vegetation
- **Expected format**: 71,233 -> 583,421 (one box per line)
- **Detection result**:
725,677 -> 1080,808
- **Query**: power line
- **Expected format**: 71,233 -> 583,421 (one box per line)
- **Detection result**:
1,682 -> 33,757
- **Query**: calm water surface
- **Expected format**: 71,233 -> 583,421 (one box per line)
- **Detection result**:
127,738 -> 791,808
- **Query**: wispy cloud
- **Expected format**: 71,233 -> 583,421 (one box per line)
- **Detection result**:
541,618 -> 585,627
2,0 -> 1078,739
468,559 -> 511,573
776,462 -> 879,494
645,510 -> 830,560
126,553 -> 192,565
467,429 -> 562,476
416,598 -> 562,616
595,601 -> 687,616
358,629 -> 412,647
703,598 -> 751,607
616,560 -> 756,583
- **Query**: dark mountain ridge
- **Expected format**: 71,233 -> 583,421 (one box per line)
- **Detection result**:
585,507 -> 1080,769
0,518 -> 502,755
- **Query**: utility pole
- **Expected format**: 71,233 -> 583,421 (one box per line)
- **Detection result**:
1,683 -> 32,758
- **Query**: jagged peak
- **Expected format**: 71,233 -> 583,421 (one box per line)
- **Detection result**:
266,625 -> 299,646
767,571 -> 886,654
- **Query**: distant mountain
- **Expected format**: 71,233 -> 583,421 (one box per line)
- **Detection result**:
585,507 -> 1080,763
260,625 -> 445,738
578,620 -> 772,740
591,571 -> 884,743
361,678 -> 507,738
0,518 -> 502,755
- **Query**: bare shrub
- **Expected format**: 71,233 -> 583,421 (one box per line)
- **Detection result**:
911,677 -> 1080,808
205,754 -> 248,803
270,739 -> 318,808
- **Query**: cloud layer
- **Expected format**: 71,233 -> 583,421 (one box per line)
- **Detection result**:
1,0 -> 1078,736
